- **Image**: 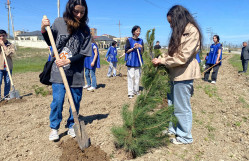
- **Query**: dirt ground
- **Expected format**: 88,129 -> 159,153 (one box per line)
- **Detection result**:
0,54 -> 249,161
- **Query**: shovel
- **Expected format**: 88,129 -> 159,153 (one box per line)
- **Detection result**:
0,46 -> 20,99
105,59 -> 122,77
202,57 -> 226,74
137,49 -> 143,67
43,15 -> 90,150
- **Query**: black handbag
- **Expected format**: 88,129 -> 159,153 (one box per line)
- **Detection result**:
39,34 -> 72,85
39,58 -> 55,85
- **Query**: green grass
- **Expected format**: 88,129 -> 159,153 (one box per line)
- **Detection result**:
13,47 -> 48,73
205,124 -> 216,132
13,56 -> 48,73
239,96 -> 249,108
229,54 -> 249,75
234,121 -> 241,127
204,85 -> 217,97
203,85 -> 222,101
32,85 -> 50,96
12,47 -> 125,74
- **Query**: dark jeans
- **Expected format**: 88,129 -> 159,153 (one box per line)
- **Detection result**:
0,70 -> 12,98
50,83 -> 83,130
242,59 -> 248,72
204,63 -> 221,81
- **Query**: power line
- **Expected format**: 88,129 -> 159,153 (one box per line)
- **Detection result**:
143,0 -> 167,10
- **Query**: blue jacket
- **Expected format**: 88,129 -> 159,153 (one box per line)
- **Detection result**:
105,46 -> 118,62
84,43 -> 100,69
125,37 -> 143,67
196,52 -> 201,63
206,43 -> 222,65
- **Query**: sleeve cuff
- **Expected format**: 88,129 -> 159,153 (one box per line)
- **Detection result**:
159,57 -> 167,65
41,30 -> 47,34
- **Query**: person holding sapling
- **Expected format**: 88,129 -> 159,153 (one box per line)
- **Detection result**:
41,0 -> 91,141
152,5 -> 202,144
125,26 -> 144,99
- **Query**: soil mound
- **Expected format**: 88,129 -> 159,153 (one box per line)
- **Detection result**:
59,139 -> 110,161
0,98 -> 26,106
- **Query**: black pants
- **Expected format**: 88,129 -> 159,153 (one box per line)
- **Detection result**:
242,59 -> 248,72
204,63 -> 221,81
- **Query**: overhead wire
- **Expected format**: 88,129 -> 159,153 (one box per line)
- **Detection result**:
143,0 -> 169,11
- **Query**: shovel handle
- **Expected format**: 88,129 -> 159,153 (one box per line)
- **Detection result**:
1,46 -> 14,87
202,57 -> 226,74
43,15 -> 79,124
137,49 -> 143,67
106,60 -> 120,73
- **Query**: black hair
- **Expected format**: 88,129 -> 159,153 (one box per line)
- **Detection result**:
131,25 -> 141,35
0,30 -> 7,35
112,41 -> 117,46
167,5 -> 202,56
63,0 -> 89,34
91,37 -> 96,44
156,41 -> 160,43
213,35 -> 220,42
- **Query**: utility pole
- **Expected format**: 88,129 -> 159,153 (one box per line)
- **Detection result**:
6,0 -> 10,39
57,0 -> 60,17
9,2 -> 16,47
6,0 -> 16,49
206,27 -> 213,50
117,20 -> 122,48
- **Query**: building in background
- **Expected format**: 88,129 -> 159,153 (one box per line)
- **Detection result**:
90,28 -> 97,36
113,37 -> 128,49
14,30 -> 26,37
17,31 -> 44,41
94,36 -> 113,49
102,34 -> 116,39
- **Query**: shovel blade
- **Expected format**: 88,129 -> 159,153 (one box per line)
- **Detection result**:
9,90 -> 20,99
73,120 -> 90,151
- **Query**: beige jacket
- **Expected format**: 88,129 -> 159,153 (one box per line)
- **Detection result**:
0,41 -> 15,70
159,23 -> 201,81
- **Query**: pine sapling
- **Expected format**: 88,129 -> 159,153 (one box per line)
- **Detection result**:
112,29 -> 177,158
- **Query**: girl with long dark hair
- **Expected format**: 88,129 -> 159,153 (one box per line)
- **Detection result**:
152,5 -> 202,144
204,35 -> 222,84
41,0 -> 91,141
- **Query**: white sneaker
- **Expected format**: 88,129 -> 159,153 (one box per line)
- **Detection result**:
49,129 -> 59,141
211,81 -> 216,84
162,129 -> 174,136
83,85 -> 90,89
170,138 -> 184,145
68,128 -> 76,138
134,91 -> 141,95
87,87 -> 96,91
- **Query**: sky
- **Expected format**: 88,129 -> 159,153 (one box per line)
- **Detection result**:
0,0 -> 249,46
